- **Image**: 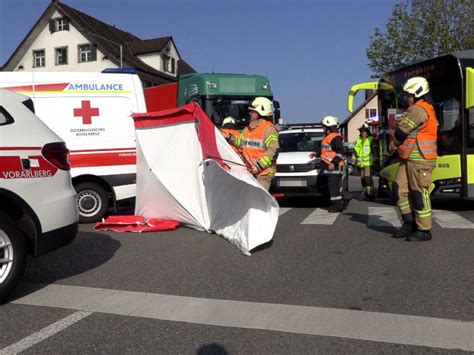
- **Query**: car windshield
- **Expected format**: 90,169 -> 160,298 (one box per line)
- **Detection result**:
279,132 -> 324,152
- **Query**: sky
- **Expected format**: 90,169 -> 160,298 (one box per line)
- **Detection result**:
0,0 -> 400,123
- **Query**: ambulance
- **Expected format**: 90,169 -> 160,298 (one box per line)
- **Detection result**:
0,71 -> 147,222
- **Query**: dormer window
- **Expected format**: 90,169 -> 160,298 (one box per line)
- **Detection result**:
163,55 -> 175,74
49,17 -> 69,33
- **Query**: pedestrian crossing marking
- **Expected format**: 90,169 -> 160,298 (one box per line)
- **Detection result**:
432,210 -> 474,229
368,207 -> 402,228
301,208 -> 339,225
280,206 -> 474,229
278,208 -> 291,216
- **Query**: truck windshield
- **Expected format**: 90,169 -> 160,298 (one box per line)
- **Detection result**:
279,132 -> 324,153
203,97 -> 252,129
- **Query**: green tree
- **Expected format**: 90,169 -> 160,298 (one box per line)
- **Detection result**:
366,0 -> 474,77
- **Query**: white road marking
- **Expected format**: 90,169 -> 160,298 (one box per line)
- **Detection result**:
301,208 -> 339,225
0,311 -> 92,355
433,210 -> 474,229
368,207 -> 402,228
12,283 -> 474,351
278,207 -> 291,216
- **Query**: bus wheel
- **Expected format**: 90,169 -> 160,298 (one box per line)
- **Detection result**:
75,182 -> 109,223
0,211 -> 27,303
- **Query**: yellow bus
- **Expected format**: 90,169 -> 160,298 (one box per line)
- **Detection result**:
347,50 -> 474,200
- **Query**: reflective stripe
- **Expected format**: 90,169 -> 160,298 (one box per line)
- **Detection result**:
330,196 -> 342,201
402,116 -> 418,129
260,156 -> 272,167
235,135 -> 244,148
243,138 -> 264,149
323,170 -> 344,175
415,210 -> 432,218
397,201 -> 410,209
418,140 -> 436,146
264,135 -> 278,146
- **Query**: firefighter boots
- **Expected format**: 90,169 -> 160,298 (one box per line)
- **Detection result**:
406,230 -> 432,242
391,221 -> 415,239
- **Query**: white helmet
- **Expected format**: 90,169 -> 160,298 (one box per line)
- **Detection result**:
403,76 -> 429,98
222,116 -> 235,125
248,97 -> 273,117
321,115 -> 339,127
359,122 -> 370,131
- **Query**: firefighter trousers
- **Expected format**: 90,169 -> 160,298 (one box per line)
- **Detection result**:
394,160 -> 435,231
324,171 -> 351,207
359,166 -> 375,197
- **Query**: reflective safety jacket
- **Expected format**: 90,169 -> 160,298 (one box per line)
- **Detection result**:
321,132 -> 345,169
221,128 -> 240,153
354,136 -> 374,167
398,100 -> 438,161
235,120 -> 279,176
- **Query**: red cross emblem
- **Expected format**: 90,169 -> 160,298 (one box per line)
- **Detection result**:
74,100 -> 99,125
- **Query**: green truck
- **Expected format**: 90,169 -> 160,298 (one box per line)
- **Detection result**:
144,73 -> 280,129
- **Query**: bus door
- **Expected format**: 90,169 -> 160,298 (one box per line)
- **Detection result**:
347,82 -> 397,167
466,67 -> 474,199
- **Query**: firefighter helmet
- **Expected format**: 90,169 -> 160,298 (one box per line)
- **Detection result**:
222,117 -> 235,126
248,97 -> 273,117
321,115 -> 339,127
358,123 -> 370,131
403,77 -> 429,98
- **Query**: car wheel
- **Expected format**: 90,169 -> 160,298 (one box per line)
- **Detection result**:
75,182 -> 109,223
0,211 -> 27,303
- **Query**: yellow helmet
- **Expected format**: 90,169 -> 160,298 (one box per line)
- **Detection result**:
403,76 -> 429,98
321,115 -> 339,127
248,97 -> 273,117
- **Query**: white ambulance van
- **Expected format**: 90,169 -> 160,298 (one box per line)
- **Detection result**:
0,89 -> 78,302
0,71 -> 147,222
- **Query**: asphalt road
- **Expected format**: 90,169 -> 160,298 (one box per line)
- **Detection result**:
1,178 -> 473,354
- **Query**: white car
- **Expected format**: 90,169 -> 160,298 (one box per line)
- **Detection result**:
0,89 -> 78,302
271,124 -> 325,197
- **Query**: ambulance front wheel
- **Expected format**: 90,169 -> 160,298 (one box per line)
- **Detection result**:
75,182 -> 109,223
0,211 -> 27,303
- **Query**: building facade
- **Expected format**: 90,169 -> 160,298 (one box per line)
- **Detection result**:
340,93 -> 378,143
2,0 -> 195,86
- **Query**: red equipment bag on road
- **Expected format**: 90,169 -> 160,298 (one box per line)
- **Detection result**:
94,215 -> 180,233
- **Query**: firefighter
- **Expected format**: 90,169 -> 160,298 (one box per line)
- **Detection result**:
220,117 -> 240,153
352,123 -> 376,201
310,115 -> 352,212
223,97 -> 279,191
391,76 -> 438,242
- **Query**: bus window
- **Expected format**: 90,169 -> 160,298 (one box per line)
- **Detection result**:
437,99 -> 462,155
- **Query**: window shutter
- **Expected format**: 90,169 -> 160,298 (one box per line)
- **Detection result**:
64,18 -> 69,31
91,45 -> 97,61
49,19 -> 56,33
171,58 -> 175,73
64,48 -> 68,64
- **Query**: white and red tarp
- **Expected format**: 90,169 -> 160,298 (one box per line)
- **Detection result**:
131,103 -> 279,255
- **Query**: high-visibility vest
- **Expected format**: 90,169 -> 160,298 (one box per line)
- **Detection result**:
221,128 -> 240,153
398,100 -> 438,160
354,136 -> 374,167
321,132 -> 344,166
241,120 -> 277,176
